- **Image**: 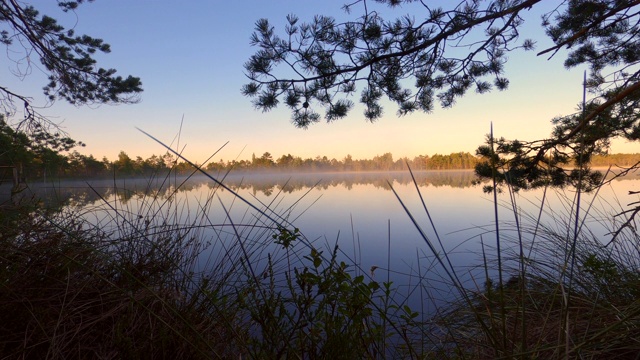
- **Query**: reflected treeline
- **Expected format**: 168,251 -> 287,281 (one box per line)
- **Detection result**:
2,171 -> 483,208
0,177 -> 201,210
4,168 -> 638,210
207,171 -> 484,196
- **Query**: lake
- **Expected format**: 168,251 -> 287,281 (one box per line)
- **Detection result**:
5,169 -> 640,310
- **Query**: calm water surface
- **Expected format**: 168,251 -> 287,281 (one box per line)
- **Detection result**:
7,170 -> 640,307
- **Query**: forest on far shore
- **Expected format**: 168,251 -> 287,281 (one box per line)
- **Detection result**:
2,142 -> 640,182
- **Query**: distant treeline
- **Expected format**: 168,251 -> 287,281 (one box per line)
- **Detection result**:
207,151 -> 480,173
589,153 -> 640,167
72,150 -> 479,176
2,143 -> 639,182
1,149 -> 481,181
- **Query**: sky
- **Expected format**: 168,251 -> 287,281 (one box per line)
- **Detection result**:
1,1 -> 636,163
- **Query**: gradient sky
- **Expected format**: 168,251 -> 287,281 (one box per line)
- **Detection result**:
1,1 -> 636,163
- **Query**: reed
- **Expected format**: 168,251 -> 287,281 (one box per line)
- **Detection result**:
390,162 -> 640,358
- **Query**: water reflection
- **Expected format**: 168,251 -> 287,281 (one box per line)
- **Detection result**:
210,170 -> 483,196
3,168 -> 639,211
1,171 -> 481,208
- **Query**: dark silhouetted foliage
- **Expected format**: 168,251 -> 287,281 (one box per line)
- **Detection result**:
0,1 -> 142,132
243,0 -> 640,190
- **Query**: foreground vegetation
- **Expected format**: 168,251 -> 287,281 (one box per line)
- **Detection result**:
2,162 -> 640,359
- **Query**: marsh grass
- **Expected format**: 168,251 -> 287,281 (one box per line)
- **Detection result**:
0,186 -> 246,358
389,164 -> 640,359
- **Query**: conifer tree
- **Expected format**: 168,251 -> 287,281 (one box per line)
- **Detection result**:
0,0 -> 142,133
243,0 -> 640,189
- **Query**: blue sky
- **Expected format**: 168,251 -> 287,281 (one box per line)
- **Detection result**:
2,1 -> 635,163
